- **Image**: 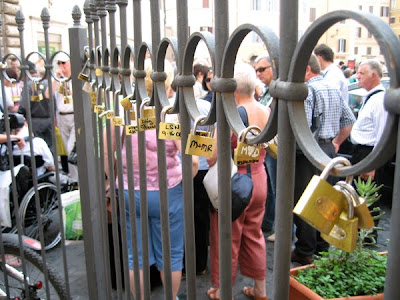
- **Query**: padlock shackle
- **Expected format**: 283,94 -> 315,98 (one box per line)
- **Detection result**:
333,185 -> 354,219
238,125 -> 261,143
139,97 -> 151,117
336,181 -> 361,206
320,157 -> 352,180
160,105 -> 174,123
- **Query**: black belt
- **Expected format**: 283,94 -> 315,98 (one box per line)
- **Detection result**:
354,144 -> 373,150
59,112 -> 74,115
317,138 -> 333,144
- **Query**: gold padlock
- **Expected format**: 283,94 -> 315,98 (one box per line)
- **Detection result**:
185,115 -> 216,158
264,134 -> 278,159
31,80 -> 43,101
159,105 -> 181,141
11,81 -> 21,102
293,157 -> 351,235
335,181 -> 374,230
58,81 -> 66,94
120,95 -> 133,111
234,125 -> 262,166
321,185 -> 358,252
138,98 -> 156,131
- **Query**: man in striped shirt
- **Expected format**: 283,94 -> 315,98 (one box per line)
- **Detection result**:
291,54 -> 356,265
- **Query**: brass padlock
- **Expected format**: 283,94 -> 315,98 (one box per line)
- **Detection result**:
264,134 -> 278,159
138,98 -> 156,131
58,80 -> 66,94
234,125 -> 262,166
185,115 -> 216,158
335,181 -> 374,229
293,157 -> 351,235
11,81 -> 21,102
159,105 -> 181,140
31,80 -> 43,102
321,184 -> 359,252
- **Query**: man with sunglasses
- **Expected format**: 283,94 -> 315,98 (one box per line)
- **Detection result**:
254,55 -> 277,243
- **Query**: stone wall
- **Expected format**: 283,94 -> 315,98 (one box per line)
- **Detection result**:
1,0 -> 20,56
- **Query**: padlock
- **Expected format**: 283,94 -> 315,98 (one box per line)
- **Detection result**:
185,115 -> 216,158
234,125 -> 262,166
58,80 -> 66,94
293,157 -> 351,235
82,81 -> 92,94
31,80 -> 43,101
335,181 -> 374,229
138,98 -> 156,131
77,57 -> 90,82
159,105 -> 181,140
321,184 -> 359,252
120,95 -> 133,111
11,81 -> 21,102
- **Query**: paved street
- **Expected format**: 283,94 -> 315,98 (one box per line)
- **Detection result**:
48,201 -> 391,299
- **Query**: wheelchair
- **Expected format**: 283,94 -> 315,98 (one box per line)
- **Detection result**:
1,142 -> 64,251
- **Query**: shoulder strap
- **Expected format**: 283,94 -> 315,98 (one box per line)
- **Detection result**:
237,106 -> 251,175
363,89 -> 384,107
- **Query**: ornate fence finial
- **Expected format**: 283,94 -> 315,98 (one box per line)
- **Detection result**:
41,7 -> 51,30
106,0 -> 117,12
97,0 -> 107,18
15,10 -> 25,32
90,0 -> 99,21
116,0 -> 128,7
84,0 -> 93,23
72,5 -> 82,26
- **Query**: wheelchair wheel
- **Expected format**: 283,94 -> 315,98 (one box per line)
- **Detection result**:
0,241 -> 67,299
19,183 -> 61,250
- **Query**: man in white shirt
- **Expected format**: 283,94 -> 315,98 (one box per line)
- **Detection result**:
314,44 -> 349,103
350,59 -> 387,181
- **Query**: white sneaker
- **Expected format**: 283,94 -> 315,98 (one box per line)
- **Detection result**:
267,233 -> 275,242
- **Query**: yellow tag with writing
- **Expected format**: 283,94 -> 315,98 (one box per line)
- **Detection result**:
138,116 -> 156,131
106,110 -> 114,119
78,73 -> 90,82
12,96 -> 21,102
233,141 -> 261,166
130,110 -> 136,121
94,105 -> 105,114
195,130 -> 211,138
185,132 -> 216,158
126,125 -> 138,135
90,91 -> 97,107
112,116 -> 124,126
120,97 -> 132,110
143,107 -> 156,118
159,122 -> 181,140
95,68 -> 103,76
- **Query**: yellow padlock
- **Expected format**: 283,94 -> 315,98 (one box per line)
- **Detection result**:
138,98 -> 156,131
159,105 -> 181,141
335,181 -> 374,230
321,184 -> 359,252
185,115 -> 216,158
264,134 -> 278,159
120,95 -> 133,111
234,125 -> 262,166
293,157 -> 351,235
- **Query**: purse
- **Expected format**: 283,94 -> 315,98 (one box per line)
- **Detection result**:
203,106 -> 254,222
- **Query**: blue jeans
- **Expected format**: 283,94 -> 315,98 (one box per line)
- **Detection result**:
262,155 -> 277,231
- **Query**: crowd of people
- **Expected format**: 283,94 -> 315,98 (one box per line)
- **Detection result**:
1,43 -> 389,300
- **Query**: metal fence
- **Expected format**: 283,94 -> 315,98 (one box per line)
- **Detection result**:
1,0 -> 400,299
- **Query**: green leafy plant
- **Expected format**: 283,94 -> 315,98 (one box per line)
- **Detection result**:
293,179 -> 387,298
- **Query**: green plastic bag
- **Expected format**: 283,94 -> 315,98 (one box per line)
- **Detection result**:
61,190 -> 83,240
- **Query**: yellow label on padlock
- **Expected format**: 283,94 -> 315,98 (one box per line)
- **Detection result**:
185,132 -> 216,158
90,91 -> 97,106
112,116 -> 124,126
143,107 -> 155,118
159,122 -> 181,140
138,117 -> 156,131
12,96 -> 20,102
120,97 -> 132,110
78,73 -> 90,82
106,110 -> 114,119
130,110 -> 136,121
195,131 -> 211,137
234,142 -> 261,166
94,105 -> 105,114
95,68 -> 103,76
126,125 -> 138,135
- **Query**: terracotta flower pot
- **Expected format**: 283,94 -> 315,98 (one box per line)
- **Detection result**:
289,265 -> 384,300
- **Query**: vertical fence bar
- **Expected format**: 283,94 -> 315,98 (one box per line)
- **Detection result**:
69,5 -> 106,300
214,1 -> 232,300
41,7 -> 71,298
384,122 -> 400,298
175,1 -> 198,299
273,0 -> 298,299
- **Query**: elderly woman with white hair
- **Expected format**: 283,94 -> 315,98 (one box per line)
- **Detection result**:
207,63 -> 270,300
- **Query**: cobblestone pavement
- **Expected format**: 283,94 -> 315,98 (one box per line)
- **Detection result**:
48,201 -> 391,300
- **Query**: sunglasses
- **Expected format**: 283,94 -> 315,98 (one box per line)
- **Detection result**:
205,78 -> 212,82
255,66 -> 271,73
57,61 -> 67,65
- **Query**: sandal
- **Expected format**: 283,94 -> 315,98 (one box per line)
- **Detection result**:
207,287 -> 220,300
242,286 -> 268,300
